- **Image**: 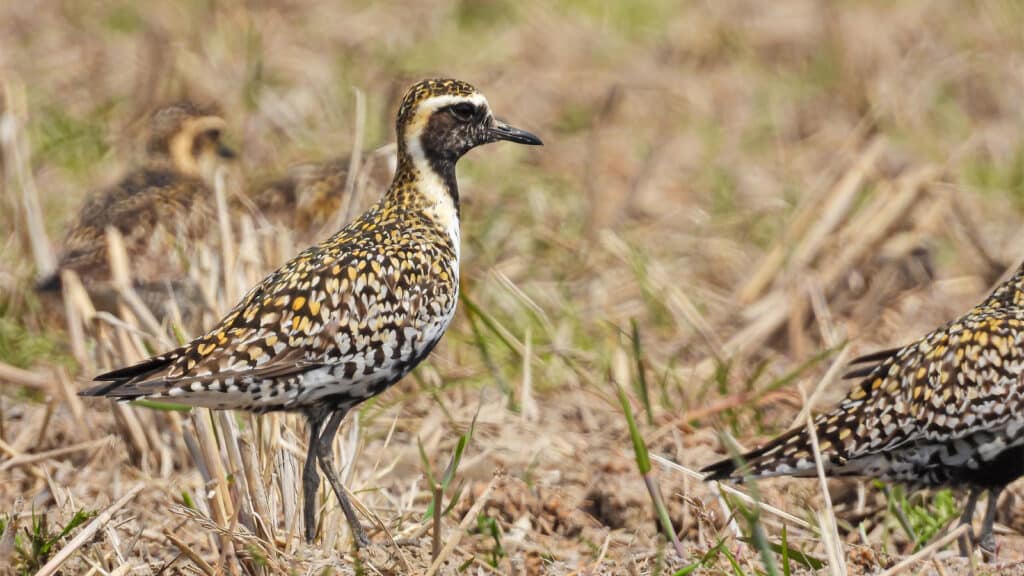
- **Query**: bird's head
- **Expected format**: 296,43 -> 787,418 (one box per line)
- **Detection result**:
396,78 -> 542,169
146,101 -> 236,181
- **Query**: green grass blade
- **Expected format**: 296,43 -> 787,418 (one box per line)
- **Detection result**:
460,291 -> 520,356
465,304 -> 512,403
424,410 -> 477,521
781,525 -> 791,576
417,436 -> 437,488
615,382 -> 650,474
738,535 -> 824,571
673,538 -> 726,575
615,380 -> 682,556
131,399 -> 194,412
630,319 -> 654,425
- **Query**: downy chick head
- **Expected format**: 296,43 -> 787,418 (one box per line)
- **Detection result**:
146,101 -> 236,182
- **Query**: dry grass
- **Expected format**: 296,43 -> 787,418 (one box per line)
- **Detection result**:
2,0 -> 1024,574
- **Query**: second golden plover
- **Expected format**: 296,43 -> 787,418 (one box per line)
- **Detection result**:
702,263 -> 1024,555
244,148 -> 394,237
81,78 -> 542,548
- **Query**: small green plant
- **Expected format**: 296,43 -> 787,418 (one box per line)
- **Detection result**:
475,513 -> 506,568
738,526 -> 825,573
418,411 -> 477,521
674,538 -> 728,575
887,485 -> 959,550
674,537 -> 759,576
9,508 -> 96,574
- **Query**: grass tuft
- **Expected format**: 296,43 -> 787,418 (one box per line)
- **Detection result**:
4,508 -> 96,575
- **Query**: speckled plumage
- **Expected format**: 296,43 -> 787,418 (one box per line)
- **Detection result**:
82,78 -> 542,547
38,101 -> 234,291
703,263 -> 1024,554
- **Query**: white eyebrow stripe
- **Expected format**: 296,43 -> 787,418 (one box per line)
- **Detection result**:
417,93 -> 489,114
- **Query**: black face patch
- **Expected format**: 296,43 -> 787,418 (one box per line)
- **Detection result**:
420,106 -> 486,164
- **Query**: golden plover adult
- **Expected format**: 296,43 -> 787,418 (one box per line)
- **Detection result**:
248,157 -> 350,230
703,264 -> 1024,555
244,149 -> 393,235
81,79 -> 542,547
37,102 -> 235,297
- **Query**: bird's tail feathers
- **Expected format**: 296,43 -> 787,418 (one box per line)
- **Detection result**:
701,424 -> 850,482
80,349 -> 185,398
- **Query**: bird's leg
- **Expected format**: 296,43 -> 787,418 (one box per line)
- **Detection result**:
978,486 -> 1003,559
957,487 -> 980,557
316,408 -> 370,548
303,409 -> 327,543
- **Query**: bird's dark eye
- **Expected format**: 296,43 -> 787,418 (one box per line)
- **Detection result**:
205,129 -> 222,140
449,103 -> 477,121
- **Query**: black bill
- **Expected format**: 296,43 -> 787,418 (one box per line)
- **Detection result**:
488,120 -> 543,146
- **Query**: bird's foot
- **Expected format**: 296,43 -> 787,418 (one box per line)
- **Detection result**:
978,534 -> 998,562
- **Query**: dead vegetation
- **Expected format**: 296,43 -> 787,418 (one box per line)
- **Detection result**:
2,1 -> 1024,574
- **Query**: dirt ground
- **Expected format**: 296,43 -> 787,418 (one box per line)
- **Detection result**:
2,1 -> 1024,574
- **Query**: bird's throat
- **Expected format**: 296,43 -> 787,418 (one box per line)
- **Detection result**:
388,152 -> 461,259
